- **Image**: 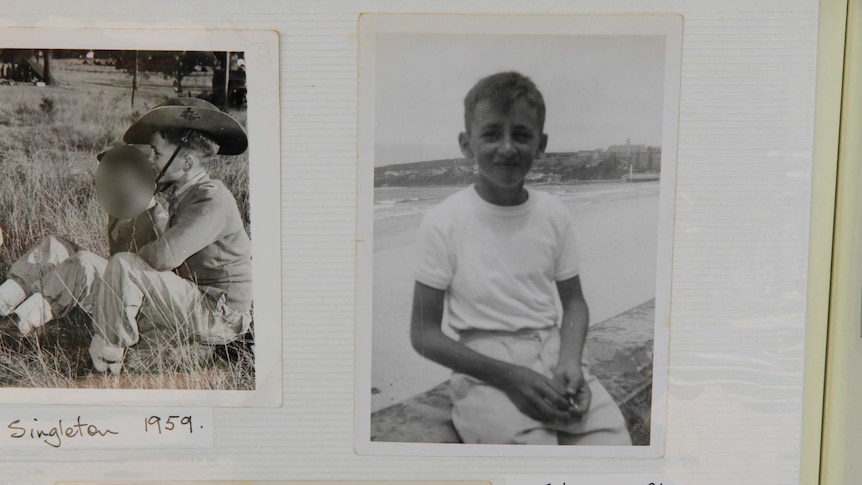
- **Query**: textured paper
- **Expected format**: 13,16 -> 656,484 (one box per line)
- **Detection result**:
0,406 -> 212,450
0,2 -> 824,485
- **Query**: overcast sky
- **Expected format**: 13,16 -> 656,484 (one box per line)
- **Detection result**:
374,33 -> 666,166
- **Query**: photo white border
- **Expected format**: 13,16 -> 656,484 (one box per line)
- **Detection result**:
354,13 -> 681,457
0,27 -> 282,407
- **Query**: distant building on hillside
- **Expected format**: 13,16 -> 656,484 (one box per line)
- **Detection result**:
608,139 -> 647,157
643,146 -> 662,171
607,139 -> 661,172
543,150 -> 603,168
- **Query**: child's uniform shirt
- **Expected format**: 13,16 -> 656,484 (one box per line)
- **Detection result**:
89,171 -> 253,371
107,199 -> 169,255
414,185 -> 580,333
138,171 -> 253,315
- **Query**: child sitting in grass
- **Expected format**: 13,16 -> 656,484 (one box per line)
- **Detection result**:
0,145 -> 167,337
410,71 -> 632,445
86,97 -> 252,374
0,98 -> 252,377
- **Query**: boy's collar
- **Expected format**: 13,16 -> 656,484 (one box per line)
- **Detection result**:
474,180 -> 530,206
164,169 -> 209,202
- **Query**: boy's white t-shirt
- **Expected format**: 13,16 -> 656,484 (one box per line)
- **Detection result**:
414,185 -> 581,333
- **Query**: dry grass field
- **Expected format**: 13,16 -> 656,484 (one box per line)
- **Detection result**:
0,58 -> 253,390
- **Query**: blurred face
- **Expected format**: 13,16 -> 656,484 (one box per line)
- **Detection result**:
148,132 -> 187,183
460,98 -> 547,195
95,152 -> 156,219
101,170 -> 147,216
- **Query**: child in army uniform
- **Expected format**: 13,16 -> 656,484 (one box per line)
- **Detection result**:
0,97 -> 252,377
88,97 -> 252,373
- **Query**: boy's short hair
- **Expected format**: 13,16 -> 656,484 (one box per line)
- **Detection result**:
161,128 -> 220,158
463,71 -> 546,133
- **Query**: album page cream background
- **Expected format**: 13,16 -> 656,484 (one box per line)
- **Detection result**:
0,1 -> 823,484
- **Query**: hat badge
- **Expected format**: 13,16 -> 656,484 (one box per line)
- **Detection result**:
180,107 -> 202,122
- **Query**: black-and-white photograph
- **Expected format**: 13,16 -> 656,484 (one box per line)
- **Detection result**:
356,15 -> 680,456
0,29 -> 281,406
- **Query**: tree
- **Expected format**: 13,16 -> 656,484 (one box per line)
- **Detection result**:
43,49 -> 53,85
115,51 -> 216,83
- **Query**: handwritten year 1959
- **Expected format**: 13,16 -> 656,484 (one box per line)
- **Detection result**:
143,415 -> 197,434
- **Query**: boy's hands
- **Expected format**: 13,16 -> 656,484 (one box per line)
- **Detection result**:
411,282 -> 575,424
498,365 -> 572,423
553,361 -> 592,419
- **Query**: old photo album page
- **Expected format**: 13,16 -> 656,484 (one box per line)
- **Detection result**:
355,14 -> 681,458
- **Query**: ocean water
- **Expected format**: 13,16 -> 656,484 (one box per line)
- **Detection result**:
373,182 -> 660,249
375,182 -> 660,218
370,180 -> 662,410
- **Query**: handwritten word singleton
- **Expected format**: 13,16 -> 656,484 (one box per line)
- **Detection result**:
8,417 -> 118,448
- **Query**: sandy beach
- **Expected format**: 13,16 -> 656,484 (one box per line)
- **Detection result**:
371,181 -> 660,411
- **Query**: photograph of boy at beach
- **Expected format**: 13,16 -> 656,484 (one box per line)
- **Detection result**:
410,72 -> 631,445
367,31 -> 671,447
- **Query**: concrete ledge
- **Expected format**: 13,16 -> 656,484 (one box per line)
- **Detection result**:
371,299 -> 655,445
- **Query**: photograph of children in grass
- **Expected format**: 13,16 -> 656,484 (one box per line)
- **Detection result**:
363,27 -> 677,449
0,48 -> 254,390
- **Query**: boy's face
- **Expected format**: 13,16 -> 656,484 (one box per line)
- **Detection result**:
459,97 -> 548,192
148,132 -> 188,183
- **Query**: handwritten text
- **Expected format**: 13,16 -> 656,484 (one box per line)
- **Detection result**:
8,416 -> 118,448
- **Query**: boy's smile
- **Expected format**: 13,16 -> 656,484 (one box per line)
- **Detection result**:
460,98 -> 548,205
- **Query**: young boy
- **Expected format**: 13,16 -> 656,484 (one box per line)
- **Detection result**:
410,72 -> 632,445
87,97 -> 252,373
0,145 -> 167,336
